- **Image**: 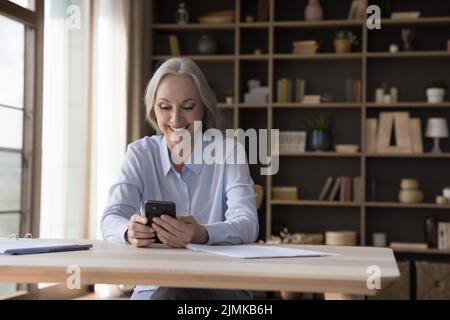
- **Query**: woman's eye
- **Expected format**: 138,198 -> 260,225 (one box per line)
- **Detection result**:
159,103 -> 172,110
183,103 -> 195,110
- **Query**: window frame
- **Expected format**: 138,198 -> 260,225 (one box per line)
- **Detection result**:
0,0 -> 44,298
0,0 -> 44,238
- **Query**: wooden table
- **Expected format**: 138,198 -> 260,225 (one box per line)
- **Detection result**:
0,240 -> 400,297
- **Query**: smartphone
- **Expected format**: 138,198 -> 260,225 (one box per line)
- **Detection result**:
144,200 -> 177,243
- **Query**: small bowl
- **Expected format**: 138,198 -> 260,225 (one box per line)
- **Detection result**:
399,190 -> 424,204
335,144 -> 360,154
400,179 -> 419,190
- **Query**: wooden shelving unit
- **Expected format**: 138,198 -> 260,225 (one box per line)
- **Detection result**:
146,0 -> 450,268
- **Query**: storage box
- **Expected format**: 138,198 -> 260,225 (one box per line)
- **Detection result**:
416,261 -> 450,300
325,231 -> 357,246
272,187 -> 298,200
369,261 -> 410,300
276,131 -> 306,154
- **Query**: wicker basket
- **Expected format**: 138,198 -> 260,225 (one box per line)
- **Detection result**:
272,187 -> 298,200
369,261 -> 410,300
416,261 -> 450,300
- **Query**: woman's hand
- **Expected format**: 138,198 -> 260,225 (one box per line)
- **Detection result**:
151,215 -> 209,248
126,214 -> 156,247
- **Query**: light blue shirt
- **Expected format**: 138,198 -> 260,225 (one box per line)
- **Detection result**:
101,132 -> 259,247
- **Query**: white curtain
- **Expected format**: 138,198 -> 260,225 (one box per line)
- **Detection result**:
41,0 -> 130,240
89,0 -> 129,239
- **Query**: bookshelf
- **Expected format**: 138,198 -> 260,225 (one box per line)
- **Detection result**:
144,0 -> 450,297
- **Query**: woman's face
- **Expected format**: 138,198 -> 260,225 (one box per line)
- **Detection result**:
154,74 -> 205,151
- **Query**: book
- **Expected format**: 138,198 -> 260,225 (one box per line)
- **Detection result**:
318,177 -> 334,201
354,80 -> 362,103
328,177 -> 341,201
169,34 -> 180,56
345,78 -> 353,102
366,119 -> 378,154
352,176 -> 363,203
295,79 -> 305,103
438,222 -> 450,250
339,177 -> 352,202
409,118 -> 424,153
257,0 -> 269,22
277,78 -> 293,103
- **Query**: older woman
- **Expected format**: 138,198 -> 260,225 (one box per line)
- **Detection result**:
101,58 -> 259,300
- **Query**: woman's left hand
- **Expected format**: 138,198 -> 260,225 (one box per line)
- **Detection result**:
152,215 -> 209,248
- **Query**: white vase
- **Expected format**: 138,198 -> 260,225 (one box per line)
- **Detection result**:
426,88 -> 445,103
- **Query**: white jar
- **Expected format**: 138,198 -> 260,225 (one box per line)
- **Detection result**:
444,187 -> 450,201
427,88 -> 446,103
372,233 -> 387,247
389,44 -> 399,53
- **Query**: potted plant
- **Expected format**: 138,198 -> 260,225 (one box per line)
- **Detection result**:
426,80 -> 447,103
334,29 -> 358,53
305,114 -> 332,151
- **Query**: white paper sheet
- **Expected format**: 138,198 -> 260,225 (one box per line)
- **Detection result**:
186,244 -> 337,259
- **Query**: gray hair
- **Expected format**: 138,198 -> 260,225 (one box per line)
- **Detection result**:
144,58 -> 222,133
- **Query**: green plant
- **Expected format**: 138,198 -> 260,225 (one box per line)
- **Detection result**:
304,114 -> 332,132
426,80 -> 447,89
335,29 -> 358,46
225,89 -> 234,97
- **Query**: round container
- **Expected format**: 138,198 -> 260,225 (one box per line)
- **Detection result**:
325,231 -> 357,246
426,88 -> 446,103
197,35 -> 218,55
399,190 -> 424,204
372,233 -> 387,247
400,179 -> 419,190
436,195 -> 448,205
389,44 -> 399,53
443,187 -> 450,201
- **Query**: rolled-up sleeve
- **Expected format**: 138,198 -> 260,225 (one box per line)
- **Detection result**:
101,144 -> 144,243
203,144 -> 259,245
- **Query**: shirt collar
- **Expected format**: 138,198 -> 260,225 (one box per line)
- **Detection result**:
159,135 -> 172,177
159,132 -> 203,177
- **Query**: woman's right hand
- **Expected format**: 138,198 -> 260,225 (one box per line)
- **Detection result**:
126,214 -> 156,247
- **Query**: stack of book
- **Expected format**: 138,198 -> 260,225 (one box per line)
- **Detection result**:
292,40 -> 319,54
303,95 -> 321,104
318,176 -> 363,202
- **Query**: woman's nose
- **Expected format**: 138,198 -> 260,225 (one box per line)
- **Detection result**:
170,107 -> 183,124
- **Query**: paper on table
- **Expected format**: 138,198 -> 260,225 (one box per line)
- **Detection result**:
186,244 -> 337,259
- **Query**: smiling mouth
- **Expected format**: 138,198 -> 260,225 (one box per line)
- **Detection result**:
169,125 -> 189,132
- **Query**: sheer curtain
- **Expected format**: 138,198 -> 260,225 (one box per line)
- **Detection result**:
41,0 -> 130,240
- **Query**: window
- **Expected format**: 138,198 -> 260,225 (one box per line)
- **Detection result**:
0,1 -> 43,298
8,0 -> 35,11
